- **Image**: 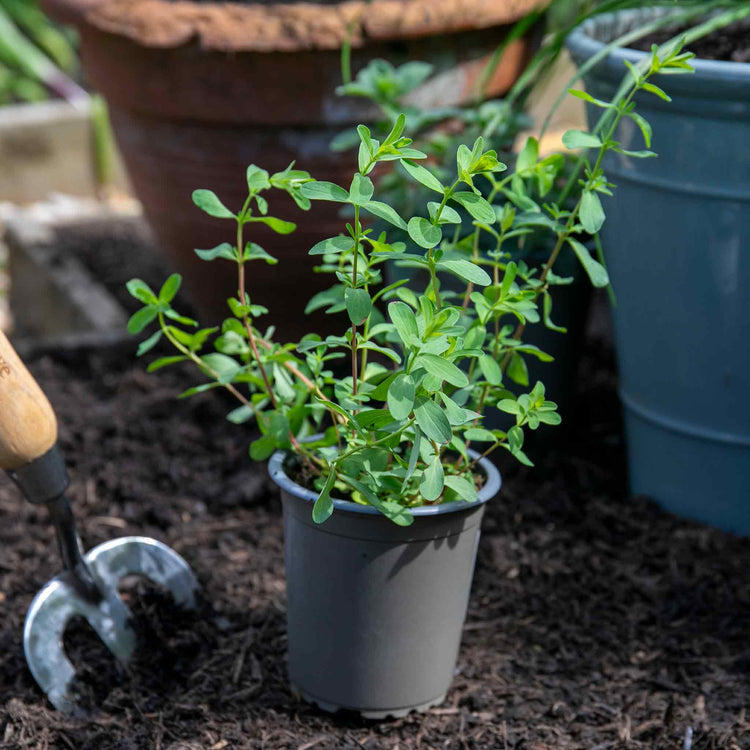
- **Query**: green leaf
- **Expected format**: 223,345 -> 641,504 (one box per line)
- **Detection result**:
389,301 -> 421,347
415,354 -> 468,388
407,217 -> 442,249
439,393 -> 476,426
344,287 -> 372,325
300,181 -> 350,202
642,82 -> 671,101
427,202 -> 461,225
436,259 -> 491,286
420,458 -> 444,502
580,190 -> 605,234
402,428 -> 422,489
158,274 -> 182,303
507,353 -> 528,387
498,399 -> 520,415
179,383 -> 219,398
414,397 -> 452,444
508,424 -> 524,453
137,329 -> 162,356
616,148 -> 657,159
567,88 -> 612,108
305,285 -> 345,314
479,354 -> 502,385
309,235 -> 355,256
568,238 -> 609,288
254,216 -> 296,235
195,242 -> 236,261
147,355 -> 186,372
345,477 -> 414,526
562,130 -> 602,150
516,136 -> 539,172
227,404 -> 255,424
382,112 -> 407,146
312,470 -> 337,524
364,200 -> 408,230
628,111 -> 652,148
443,475 -> 477,503
127,306 -> 158,335
348,173 -> 374,206
246,165 -> 270,191
192,189 -> 235,218
543,291 -> 567,333
387,373 -> 415,420
450,191 -> 496,223
456,144 -> 472,176
249,434 -> 276,461
464,427 -> 496,442
243,242 -> 278,264
379,501 -> 415,526
358,341 -> 402,364
126,279 -> 157,305
201,353 -> 241,384
401,160 -> 445,194
355,409 -> 394,431
500,261 -> 517,299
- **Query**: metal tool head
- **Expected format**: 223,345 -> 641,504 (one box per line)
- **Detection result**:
24,536 -> 199,715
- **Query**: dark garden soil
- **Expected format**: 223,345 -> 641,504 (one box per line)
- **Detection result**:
1,307 -> 749,748
633,18 -> 750,63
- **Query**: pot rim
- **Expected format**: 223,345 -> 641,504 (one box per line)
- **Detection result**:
43,0 -> 542,53
268,445 -> 501,517
566,8 -> 750,85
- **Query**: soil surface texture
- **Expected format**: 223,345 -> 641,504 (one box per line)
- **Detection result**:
633,19 -> 750,63
0,316 -> 749,748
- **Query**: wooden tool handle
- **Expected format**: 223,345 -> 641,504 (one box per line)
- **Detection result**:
0,331 -> 57,470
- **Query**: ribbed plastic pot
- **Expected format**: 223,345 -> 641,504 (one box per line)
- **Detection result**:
268,449 -> 501,718
567,9 -> 750,533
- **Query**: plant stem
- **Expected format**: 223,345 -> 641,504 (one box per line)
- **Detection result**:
351,205 -> 361,398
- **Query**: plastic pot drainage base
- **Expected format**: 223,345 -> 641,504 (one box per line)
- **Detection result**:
291,684 -> 448,720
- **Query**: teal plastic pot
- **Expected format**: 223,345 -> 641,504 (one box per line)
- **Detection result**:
567,10 -> 750,533
268,450 -> 501,718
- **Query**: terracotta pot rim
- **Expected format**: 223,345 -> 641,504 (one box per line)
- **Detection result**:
45,0 -> 543,53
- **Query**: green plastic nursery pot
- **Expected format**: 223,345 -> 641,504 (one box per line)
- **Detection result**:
268,449 -> 501,718
567,10 -> 750,533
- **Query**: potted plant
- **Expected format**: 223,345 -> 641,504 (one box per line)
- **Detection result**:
126,43 -> 691,717
566,4 -> 750,533
41,0 -> 544,334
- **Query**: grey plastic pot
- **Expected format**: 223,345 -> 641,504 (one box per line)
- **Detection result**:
268,449 -> 501,718
567,10 -> 750,533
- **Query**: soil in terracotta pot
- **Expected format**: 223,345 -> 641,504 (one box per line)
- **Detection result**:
1,292 -> 749,747
632,19 -> 750,63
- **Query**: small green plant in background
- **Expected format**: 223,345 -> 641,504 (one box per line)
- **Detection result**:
0,0 -> 85,104
127,42 -> 694,526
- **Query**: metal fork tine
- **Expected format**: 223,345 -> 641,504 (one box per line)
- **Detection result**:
24,536 -> 199,714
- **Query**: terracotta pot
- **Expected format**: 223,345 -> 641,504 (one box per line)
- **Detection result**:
43,0 -> 541,335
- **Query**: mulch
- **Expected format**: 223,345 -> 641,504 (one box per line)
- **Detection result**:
0,312 -> 749,748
